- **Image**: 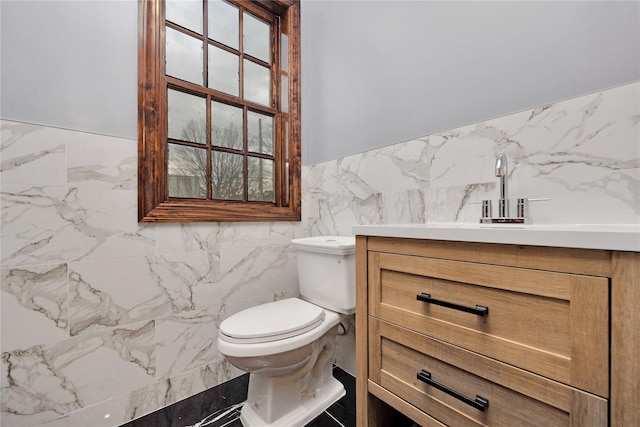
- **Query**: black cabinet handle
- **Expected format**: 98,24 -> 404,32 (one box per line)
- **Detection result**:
417,370 -> 489,412
416,293 -> 488,316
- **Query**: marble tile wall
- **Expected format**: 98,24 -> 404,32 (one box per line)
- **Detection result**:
305,82 -> 639,235
0,121 -> 305,426
305,81 -> 639,375
1,80 -> 638,426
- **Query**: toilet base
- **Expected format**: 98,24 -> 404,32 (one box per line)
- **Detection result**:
240,376 -> 345,427
238,326 -> 344,426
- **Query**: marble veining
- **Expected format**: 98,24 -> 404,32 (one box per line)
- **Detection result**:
0,121 -> 66,187
66,131 -> 137,191
2,321 -> 155,426
1,185 -> 155,267
1,264 -> 69,351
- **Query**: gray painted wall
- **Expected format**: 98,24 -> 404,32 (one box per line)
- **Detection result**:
2,1 -> 639,164
0,0 -> 138,139
302,0 -> 640,164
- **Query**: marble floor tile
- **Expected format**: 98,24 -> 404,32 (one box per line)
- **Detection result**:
120,367 -> 358,427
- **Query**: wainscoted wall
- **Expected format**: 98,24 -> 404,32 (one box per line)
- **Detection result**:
1,81 -> 638,426
305,82 -> 639,235
0,123 -> 306,426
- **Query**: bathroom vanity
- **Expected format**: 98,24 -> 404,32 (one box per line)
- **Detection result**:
353,224 -> 639,427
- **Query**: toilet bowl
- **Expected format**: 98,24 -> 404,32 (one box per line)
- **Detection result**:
217,236 -> 355,427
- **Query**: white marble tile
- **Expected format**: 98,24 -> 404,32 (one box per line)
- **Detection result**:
427,124 -> 497,187
1,264 -> 69,352
66,131 -> 137,190
506,83 -> 639,167
219,222 -> 279,249
153,222 -> 224,255
1,320 -> 155,426
40,415 -> 70,426
381,189 -> 427,224
68,250 -> 221,337
0,120 -> 66,187
429,82 -> 640,188
0,346 -> 80,427
1,185 -> 155,267
343,138 -> 430,194
1,185 -> 95,267
215,244 -> 298,320
425,183 -> 496,224
148,251 -> 221,313
49,322 -> 153,406
68,258 -> 171,336
155,309 -> 221,380
267,221 -> 309,245
511,168 -> 640,224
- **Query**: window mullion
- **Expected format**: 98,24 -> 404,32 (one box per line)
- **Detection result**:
203,1 -> 212,200
243,106 -> 249,202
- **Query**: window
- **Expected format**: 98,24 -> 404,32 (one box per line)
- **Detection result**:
138,0 -> 301,222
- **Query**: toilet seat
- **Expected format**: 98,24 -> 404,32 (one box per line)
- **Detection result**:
219,298 -> 325,344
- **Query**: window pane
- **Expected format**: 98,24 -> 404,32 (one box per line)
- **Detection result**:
248,157 -> 274,202
208,0 -> 239,49
281,33 -> 288,72
281,75 -> 288,113
248,111 -> 273,155
168,144 -> 207,199
166,27 -> 203,85
244,60 -> 270,106
166,0 -> 202,34
243,12 -> 270,63
208,45 -> 239,96
211,101 -> 243,150
168,89 -> 206,144
211,152 -> 243,200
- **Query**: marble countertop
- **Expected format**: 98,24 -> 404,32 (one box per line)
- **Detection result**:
352,223 -> 640,252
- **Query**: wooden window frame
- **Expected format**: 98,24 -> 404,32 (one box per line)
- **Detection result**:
138,0 -> 301,222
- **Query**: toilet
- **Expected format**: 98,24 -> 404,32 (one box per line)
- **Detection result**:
217,236 -> 356,427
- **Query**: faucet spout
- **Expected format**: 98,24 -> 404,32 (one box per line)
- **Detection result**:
495,153 -> 509,217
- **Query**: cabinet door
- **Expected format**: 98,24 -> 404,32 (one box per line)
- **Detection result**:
369,318 -> 608,427
368,251 -> 609,397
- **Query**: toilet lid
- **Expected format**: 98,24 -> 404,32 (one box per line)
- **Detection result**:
219,298 -> 325,344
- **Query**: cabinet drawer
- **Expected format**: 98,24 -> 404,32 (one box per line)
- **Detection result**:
368,251 -> 609,397
369,318 -> 608,427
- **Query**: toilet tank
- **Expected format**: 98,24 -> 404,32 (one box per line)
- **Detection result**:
291,236 -> 356,314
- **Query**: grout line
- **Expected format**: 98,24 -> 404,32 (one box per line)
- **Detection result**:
323,410 -> 346,427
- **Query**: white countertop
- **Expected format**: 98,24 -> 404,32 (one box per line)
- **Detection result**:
352,223 -> 640,252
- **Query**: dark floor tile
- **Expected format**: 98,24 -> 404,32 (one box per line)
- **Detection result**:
120,374 -> 248,427
304,411 -> 343,427
325,367 -> 356,427
121,366 -> 355,427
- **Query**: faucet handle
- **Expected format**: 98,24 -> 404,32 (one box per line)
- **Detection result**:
516,198 -> 527,218
469,200 -> 493,218
517,197 -> 551,218
482,200 -> 492,219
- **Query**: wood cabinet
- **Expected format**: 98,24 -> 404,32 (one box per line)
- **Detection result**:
356,236 -> 640,427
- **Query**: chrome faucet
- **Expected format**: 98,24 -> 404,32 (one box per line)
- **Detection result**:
495,153 -> 509,217
477,153 -> 548,224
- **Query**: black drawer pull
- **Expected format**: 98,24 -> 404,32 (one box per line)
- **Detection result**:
417,293 -> 488,316
417,370 -> 489,412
